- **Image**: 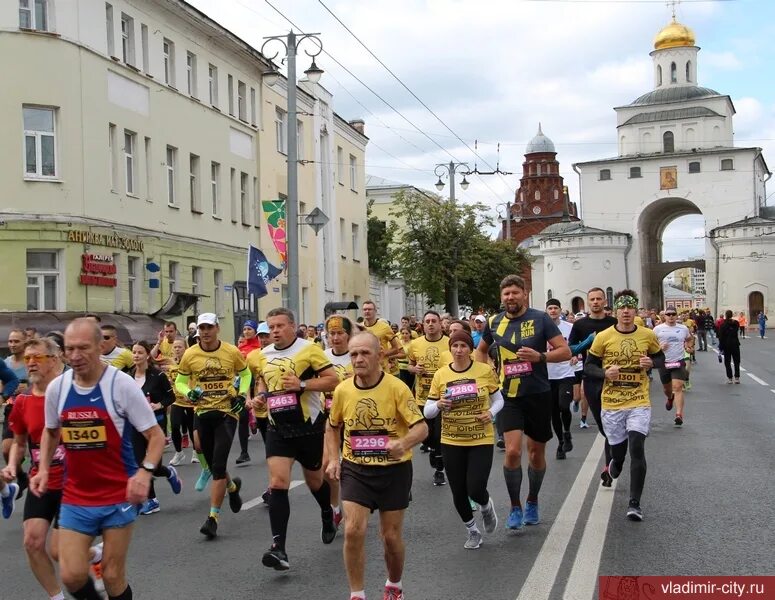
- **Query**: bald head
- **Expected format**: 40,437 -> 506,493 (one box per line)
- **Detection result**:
67,318 -> 102,345
349,331 -> 380,354
348,331 -> 383,384
65,318 -> 104,379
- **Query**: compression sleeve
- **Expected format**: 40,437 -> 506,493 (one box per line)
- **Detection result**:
237,367 -> 252,396
569,333 -> 595,355
584,353 -> 606,379
0,362 -> 19,398
488,390 -> 504,419
175,373 -> 192,397
648,350 -> 666,370
423,399 -> 440,419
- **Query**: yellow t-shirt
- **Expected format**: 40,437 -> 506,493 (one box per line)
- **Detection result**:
246,348 -> 268,419
176,341 -> 248,417
588,326 -> 661,411
428,361 -> 500,446
406,335 -> 449,405
167,361 -> 193,407
158,338 -> 175,361
100,347 -> 134,370
329,372 -> 424,466
634,316 -> 645,328
257,338 -> 332,436
324,348 -> 353,411
363,319 -> 397,370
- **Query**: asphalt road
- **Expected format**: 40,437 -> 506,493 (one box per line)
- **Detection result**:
2,336 -> 774,599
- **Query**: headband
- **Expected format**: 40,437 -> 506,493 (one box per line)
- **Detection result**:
613,295 -> 639,310
326,315 -> 352,335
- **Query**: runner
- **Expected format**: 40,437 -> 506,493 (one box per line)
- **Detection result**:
99,326 -> 133,371
586,290 -> 664,521
474,275 -> 571,530
174,313 -> 251,539
322,314 -> 355,527
568,287 -> 618,486
128,341 -> 181,514
653,309 -> 692,427
2,337 -> 65,598
361,300 -> 402,373
406,311 -> 450,486
425,330 -> 502,549
252,307 -> 339,570
3,329 -> 27,496
396,327 -> 414,390
326,331 -> 427,600
149,321 -> 179,365
167,339 -> 205,473
30,317 -> 165,600
236,320 -> 262,465
545,300 -> 576,460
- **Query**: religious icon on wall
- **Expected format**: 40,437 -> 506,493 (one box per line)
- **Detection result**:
660,166 -> 678,190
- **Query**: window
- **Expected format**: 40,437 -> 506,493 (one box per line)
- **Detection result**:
351,223 -> 360,259
349,154 -> 357,190
192,266 -> 202,295
26,250 -> 59,311
113,253 -> 122,310
685,61 -> 692,83
663,131 -> 674,153
168,261 -> 179,293
275,107 -> 287,153
670,61 -> 677,83
20,0 -> 48,31
166,145 -> 177,205
163,38 -> 175,86
120,14 -> 134,64
688,161 -> 701,174
208,64 -> 218,106
108,123 -> 117,191
127,256 -> 139,312
140,24 -> 149,72
629,166 -> 641,178
23,106 -> 56,178
534,190 -> 540,200
337,146 -> 344,184
227,75 -> 234,116
214,269 -> 224,316
144,136 -> 152,199
229,168 -> 237,223
124,130 -> 136,195
210,161 -> 220,216
186,52 -> 197,96
250,87 -> 256,126
299,201 -> 307,246
105,3 -> 114,55
606,287 -> 614,308
237,81 -> 247,121
189,154 -> 200,212
547,289 -> 553,301
253,176 -> 259,227
297,119 -> 304,159
721,158 -> 734,171
339,218 -> 347,258
302,287 -> 309,324
240,172 -> 249,225
599,168 -> 611,181
657,65 -> 662,86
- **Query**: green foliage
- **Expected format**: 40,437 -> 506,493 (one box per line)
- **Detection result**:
458,239 -> 532,312
367,199 -> 397,280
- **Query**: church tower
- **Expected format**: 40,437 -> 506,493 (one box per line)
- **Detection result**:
505,124 -> 579,247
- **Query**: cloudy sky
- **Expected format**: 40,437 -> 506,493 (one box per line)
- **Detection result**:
190,0 -> 775,262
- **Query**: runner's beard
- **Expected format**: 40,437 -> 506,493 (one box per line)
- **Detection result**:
505,302 -> 522,315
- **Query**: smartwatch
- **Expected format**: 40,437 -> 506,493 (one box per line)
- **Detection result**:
539,352 -> 547,363
141,461 -> 156,473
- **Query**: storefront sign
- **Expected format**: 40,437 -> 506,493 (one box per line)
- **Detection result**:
79,254 -> 117,287
68,230 -> 144,252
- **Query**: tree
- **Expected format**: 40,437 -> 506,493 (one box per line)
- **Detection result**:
366,199 -> 397,280
458,238 -> 532,312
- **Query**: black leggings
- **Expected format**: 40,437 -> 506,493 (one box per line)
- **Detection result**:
238,410 -> 249,454
610,431 -> 647,503
255,416 -> 268,443
197,412 -> 237,480
441,444 -> 493,523
723,346 -> 741,379
425,416 -> 444,472
398,370 -> 415,391
582,378 -> 611,464
550,378 -> 574,444
170,405 -> 195,452
132,419 -> 170,500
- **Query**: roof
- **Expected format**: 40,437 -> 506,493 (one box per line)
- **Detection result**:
365,174 -> 408,189
526,123 -> 556,154
620,106 -> 724,127
663,285 -> 694,299
574,146 -> 763,167
711,216 -> 775,232
539,221 -> 629,238
628,86 -> 723,107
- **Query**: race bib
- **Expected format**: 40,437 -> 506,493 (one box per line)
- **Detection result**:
350,430 -> 389,457
31,444 -> 65,466
267,392 -> 298,413
446,379 -> 478,403
503,360 -> 533,378
62,420 -> 108,450
610,367 -> 642,388
665,361 -> 682,369
324,394 -> 333,411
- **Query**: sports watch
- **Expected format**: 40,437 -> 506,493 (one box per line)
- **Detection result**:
141,461 -> 156,473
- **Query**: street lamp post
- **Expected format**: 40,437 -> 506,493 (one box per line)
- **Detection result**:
434,161 -> 470,317
262,31 -> 323,319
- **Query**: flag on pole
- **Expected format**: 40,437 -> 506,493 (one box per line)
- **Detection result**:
247,245 -> 283,298
262,199 -> 287,268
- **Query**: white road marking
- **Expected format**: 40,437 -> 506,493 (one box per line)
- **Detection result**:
562,473 -> 618,600
515,435 -> 605,600
746,373 -> 769,386
243,479 -> 305,511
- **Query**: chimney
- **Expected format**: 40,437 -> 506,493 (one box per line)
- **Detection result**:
349,119 -> 365,135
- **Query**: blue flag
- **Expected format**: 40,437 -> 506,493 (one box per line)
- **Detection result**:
247,245 -> 283,298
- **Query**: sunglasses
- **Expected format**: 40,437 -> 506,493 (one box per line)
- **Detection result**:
665,313 -> 677,316
24,354 -> 54,363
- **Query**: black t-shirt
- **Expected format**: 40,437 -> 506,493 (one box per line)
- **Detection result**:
482,308 -> 561,398
568,316 -> 618,365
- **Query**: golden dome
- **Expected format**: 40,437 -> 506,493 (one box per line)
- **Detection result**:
653,19 -> 696,50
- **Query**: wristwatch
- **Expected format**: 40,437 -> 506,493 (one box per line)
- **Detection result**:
539,352 -> 547,363
141,461 -> 155,473
299,380 -> 307,391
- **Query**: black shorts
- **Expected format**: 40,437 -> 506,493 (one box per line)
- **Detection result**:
2,404 -> 13,440
24,488 -> 62,527
659,360 -> 688,384
574,371 -> 584,384
499,392 -> 553,443
265,426 -> 324,471
341,460 -> 412,512
551,378 -> 575,411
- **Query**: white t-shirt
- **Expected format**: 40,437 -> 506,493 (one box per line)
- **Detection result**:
653,323 -> 691,363
547,319 -> 576,380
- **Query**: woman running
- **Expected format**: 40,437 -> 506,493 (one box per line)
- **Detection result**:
397,327 -> 414,390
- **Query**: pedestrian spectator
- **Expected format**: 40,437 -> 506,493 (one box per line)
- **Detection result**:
472,314 -> 486,348
757,310 -> 768,339
186,323 -> 197,347
736,311 -> 747,339
718,310 -> 741,384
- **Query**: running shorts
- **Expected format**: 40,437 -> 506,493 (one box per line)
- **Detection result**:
265,426 -> 324,471
341,460 -> 412,512
23,488 -> 62,527
498,392 -> 553,443
658,359 -> 688,384
59,502 -> 138,537
601,407 -> 651,445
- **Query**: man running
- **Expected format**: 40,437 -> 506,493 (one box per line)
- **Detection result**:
474,275 -> 571,530
175,313 -> 251,539
586,290 -> 664,521
99,326 -> 133,371
545,299 -> 576,460
326,332 -> 427,600
252,308 -> 339,570
149,321 -> 179,364
654,309 -> 692,427
3,329 -> 28,495
361,300 -> 402,372
30,317 -> 165,600
568,287 -> 618,486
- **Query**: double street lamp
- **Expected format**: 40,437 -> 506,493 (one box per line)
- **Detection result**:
262,31 -> 323,319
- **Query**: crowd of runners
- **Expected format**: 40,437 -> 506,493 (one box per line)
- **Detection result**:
0,279 -> 763,599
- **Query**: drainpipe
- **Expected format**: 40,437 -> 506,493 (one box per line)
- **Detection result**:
572,163 -> 582,220
709,233 -> 721,317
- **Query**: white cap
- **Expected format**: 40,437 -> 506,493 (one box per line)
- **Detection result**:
197,313 -> 219,327
474,315 -> 486,323
187,323 -> 197,331
575,312 -> 586,319
257,322 -> 270,335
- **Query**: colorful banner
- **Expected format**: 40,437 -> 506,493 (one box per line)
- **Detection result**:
247,245 -> 283,299
262,199 -> 287,268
